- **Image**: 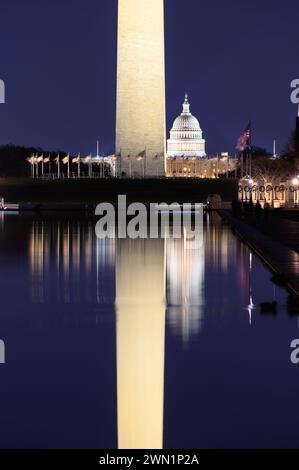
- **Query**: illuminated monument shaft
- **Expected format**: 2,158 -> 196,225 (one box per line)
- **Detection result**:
116,0 -> 166,177
116,239 -> 166,449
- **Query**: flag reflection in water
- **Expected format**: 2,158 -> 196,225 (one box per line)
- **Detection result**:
29,220 -> 115,306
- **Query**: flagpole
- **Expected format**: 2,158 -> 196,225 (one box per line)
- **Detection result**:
36,155 -> 39,178
29,156 -> 33,178
241,154 -> 244,179
30,156 -> 34,178
57,154 -> 60,179
249,120 -> 252,179
119,150 -> 122,178
68,155 -> 70,179
247,155 -> 250,179
78,154 -> 81,178
97,141 -> 102,178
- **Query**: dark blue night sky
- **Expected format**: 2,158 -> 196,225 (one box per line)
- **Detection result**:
0,0 -> 298,156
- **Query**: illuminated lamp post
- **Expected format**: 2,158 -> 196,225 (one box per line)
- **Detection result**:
292,177 -> 299,207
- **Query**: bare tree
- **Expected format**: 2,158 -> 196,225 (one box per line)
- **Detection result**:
251,156 -> 294,186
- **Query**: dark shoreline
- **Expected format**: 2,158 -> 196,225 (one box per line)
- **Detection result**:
0,177 -> 238,205
218,209 -> 299,299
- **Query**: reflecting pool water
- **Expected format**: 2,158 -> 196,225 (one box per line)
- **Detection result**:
0,213 -> 298,449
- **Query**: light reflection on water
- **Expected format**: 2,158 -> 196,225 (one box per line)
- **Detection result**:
0,213 -> 297,449
27,214 -> 256,337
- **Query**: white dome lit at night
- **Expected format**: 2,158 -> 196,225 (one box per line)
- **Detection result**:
167,94 -> 206,158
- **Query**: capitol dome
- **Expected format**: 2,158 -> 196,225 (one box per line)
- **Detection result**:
172,97 -> 201,132
167,94 -> 206,158
172,113 -> 201,132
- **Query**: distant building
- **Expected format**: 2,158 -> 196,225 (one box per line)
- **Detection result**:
166,95 -> 237,178
167,94 -> 206,159
238,176 -> 299,208
166,94 -> 207,177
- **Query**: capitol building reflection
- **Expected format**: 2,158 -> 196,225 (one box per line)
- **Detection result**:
27,215 -> 250,449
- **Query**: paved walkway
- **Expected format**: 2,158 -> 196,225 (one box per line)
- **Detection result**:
249,213 -> 299,253
218,210 -> 299,297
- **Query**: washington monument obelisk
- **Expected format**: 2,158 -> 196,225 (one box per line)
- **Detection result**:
116,0 -> 166,177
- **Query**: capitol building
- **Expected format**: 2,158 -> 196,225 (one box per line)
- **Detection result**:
167,94 -> 206,159
166,94 -> 236,178
166,94 -> 209,178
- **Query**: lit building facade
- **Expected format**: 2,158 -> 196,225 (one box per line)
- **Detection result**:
167,94 -> 206,159
238,177 -> 299,208
166,95 -> 237,178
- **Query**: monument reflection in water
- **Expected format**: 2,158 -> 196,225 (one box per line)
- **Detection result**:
116,238 -> 166,449
0,213 -> 296,448
28,217 -> 208,449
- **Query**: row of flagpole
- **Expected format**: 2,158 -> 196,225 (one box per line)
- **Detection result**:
122,154 -> 147,178
118,149 -> 148,178
27,151 -> 242,179
26,153 -> 106,179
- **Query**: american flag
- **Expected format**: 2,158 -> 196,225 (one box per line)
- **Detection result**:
72,155 -> 80,164
26,156 -> 35,165
137,149 -> 146,160
236,122 -> 251,152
